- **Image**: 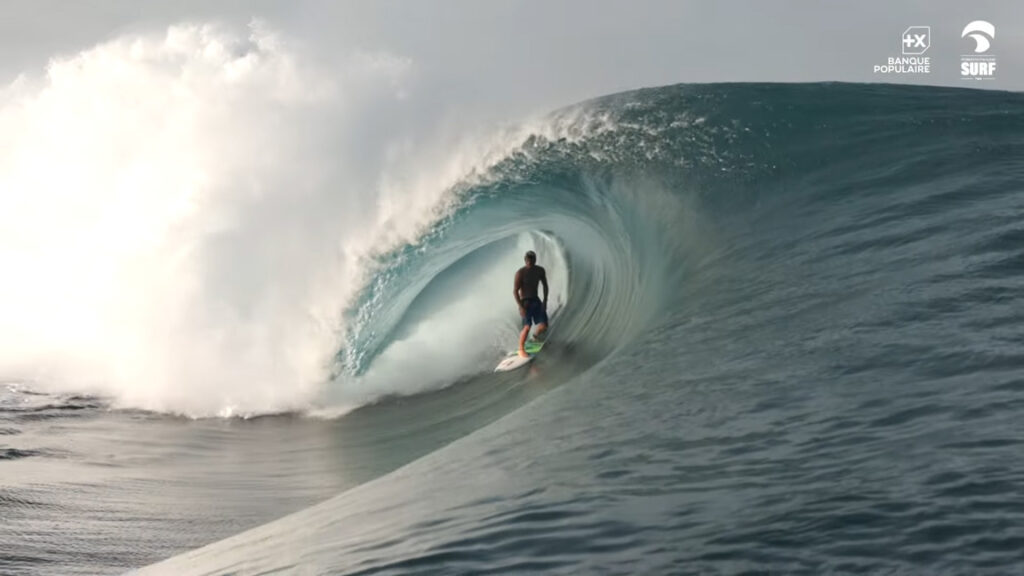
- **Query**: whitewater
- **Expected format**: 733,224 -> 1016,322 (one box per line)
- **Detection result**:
0,23 -> 548,417
3,23 -> 1024,576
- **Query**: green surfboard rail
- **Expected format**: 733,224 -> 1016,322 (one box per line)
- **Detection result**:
524,339 -> 545,355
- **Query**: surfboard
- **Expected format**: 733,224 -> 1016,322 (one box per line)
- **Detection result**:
494,338 -> 547,372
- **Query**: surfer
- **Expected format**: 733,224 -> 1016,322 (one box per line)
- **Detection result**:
514,250 -> 549,357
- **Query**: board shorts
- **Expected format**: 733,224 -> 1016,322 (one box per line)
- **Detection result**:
521,297 -> 548,327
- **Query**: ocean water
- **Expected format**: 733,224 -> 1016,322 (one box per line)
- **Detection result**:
3,41 -> 1024,575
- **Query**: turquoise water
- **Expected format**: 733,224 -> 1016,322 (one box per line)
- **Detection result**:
5,82 -> 1024,574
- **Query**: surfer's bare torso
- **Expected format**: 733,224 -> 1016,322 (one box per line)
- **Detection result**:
515,265 -> 547,302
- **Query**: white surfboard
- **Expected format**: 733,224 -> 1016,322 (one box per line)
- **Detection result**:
493,338 -> 546,372
494,353 -> 534,372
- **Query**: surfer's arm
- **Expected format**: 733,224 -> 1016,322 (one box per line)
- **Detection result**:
540,268 -> 549,306
513,269 -> 523,306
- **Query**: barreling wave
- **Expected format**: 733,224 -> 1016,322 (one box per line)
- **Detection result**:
141,80 -> 1024,576
326,93 -> 719,407
330,82 -> 1024,410
5,25 -> 1022,419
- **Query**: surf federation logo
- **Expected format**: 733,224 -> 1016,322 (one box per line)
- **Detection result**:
873,26 -> 930,75
961,20 -> 996,80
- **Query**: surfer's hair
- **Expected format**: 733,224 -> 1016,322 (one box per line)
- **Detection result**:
525,250 -> 536,263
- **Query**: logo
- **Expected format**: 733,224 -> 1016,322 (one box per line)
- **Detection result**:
873,26 -> 930,75
961,20 -> 996,79
902,26 -> 930,55
962,20 -> 994,53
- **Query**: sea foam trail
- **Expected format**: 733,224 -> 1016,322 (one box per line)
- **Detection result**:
0,23 -> 466,417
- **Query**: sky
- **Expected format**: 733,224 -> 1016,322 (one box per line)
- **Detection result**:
1,0 -> 1020,122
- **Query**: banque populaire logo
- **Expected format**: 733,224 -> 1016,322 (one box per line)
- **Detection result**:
961,20 -> 996,80
902,26 -> 931,55
874,26 -> 931,75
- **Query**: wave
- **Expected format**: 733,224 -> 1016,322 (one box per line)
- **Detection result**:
0,23 -> 523,416
137,79 -> 1024,575
330,81 -> 1024,407
0,22 -> 698,417
4,23 -> 1022,419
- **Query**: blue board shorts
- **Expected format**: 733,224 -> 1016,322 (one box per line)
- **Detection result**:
521,298 -> 548,327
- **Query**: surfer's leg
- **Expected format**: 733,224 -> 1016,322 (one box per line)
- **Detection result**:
531,304 -> 549,341
518,325 -> 531,357
534,322 -> 548,340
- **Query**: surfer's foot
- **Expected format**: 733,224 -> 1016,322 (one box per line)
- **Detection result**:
517,349 -> 529,358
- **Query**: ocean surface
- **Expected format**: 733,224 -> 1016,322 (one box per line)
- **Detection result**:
4,81 -> 1024,575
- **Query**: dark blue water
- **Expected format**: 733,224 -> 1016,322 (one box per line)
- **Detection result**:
5,82 -> 1024,574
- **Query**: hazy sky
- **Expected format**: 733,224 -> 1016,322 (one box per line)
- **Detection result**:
2,0 -> 1021,119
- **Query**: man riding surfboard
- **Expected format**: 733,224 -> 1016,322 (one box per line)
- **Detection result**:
514,250 -> 549,357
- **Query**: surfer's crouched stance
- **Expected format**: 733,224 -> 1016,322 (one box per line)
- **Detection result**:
514,250 -> 549,357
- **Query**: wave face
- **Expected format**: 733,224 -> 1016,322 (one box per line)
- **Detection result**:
131,82 -> 1024,574
330,81 -> 1024,408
